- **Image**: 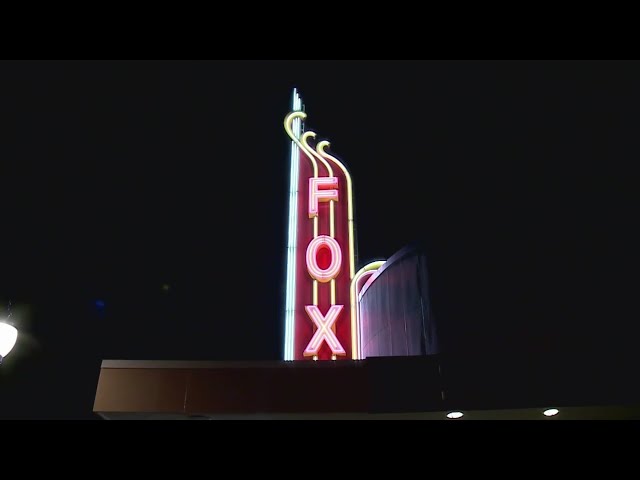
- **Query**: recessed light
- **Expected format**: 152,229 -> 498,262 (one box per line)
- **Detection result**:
543,408 -> 559,417
446,411 -> 464,419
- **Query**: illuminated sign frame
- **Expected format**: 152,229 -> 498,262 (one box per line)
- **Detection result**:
283,89 -> 384,361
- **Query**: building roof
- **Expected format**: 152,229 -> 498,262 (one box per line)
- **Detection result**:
94,353 -> 640,419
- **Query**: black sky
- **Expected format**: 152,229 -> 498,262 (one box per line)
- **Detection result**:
0,60 -> 638,419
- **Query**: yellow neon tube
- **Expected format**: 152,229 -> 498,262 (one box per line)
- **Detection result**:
285,112 -> 319,306
302,132 -> 338,305
349,261 -> 386,359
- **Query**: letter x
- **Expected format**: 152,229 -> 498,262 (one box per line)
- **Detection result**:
304,305 -> 346,356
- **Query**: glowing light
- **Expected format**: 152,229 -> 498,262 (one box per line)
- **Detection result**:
304,305 -> 346,356
306,235 -> 342,283
285,106 -> 321,318
349,261 -> 386,359
285,112 -> 318,179
302,132 -> 335,236
283,89 -> 303,361
308,177 -> 339,218
302,132 -> 334,177
283,102 -> 359,361
543,408 -> 559,417
446,411 -> 464,419
358,269 -> 383,302
302,133 -> 338,305
0,322 -> 18,360
317,141 -> 355,281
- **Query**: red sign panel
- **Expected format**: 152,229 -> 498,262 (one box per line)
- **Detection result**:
283,91 -> 356,361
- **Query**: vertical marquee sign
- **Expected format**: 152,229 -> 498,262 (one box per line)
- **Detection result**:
283,89 -> 358,361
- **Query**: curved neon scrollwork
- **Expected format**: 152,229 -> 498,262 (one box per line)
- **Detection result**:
302,132 -> 339,305
317,141 -> 355,283
350,261 -> 386,359
285,111 -> 320,305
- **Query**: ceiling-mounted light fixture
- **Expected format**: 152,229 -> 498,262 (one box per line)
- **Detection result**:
446,411 -> 464,419
0,322 -> 18,364
0,300 -> 18,365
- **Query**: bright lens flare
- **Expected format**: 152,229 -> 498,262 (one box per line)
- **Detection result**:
0,322 -> 18,359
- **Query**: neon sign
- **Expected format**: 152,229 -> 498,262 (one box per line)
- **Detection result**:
304,305 -> 346,357
282,89 -> 384,361
306,235 -> 342,284
308,177 -> 339,218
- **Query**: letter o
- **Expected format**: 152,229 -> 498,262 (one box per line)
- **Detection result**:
306,235 -> 342,283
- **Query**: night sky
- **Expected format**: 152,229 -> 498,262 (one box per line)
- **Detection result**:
0,60 -> 638,419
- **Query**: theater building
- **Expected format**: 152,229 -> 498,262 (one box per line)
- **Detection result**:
93,90 -> 640,420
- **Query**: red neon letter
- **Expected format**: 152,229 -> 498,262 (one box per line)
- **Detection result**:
306,235 -> 342,283
304,305 -> 346,356
308,177 -> 339,218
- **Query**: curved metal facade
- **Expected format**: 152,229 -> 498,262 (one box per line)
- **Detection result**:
359,242 -> 440,358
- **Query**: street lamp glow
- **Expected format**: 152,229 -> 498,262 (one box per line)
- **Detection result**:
0,322 -> 18,362
543,408 -> 559,417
